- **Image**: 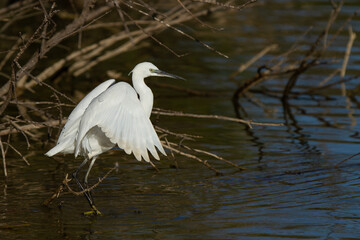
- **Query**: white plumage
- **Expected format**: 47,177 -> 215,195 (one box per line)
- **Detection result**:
46,62 -> 184,182
74,82 -> 165,162
45,79 -> 116,157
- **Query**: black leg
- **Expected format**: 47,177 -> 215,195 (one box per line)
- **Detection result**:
72,169 -> 94,207
83,179 -> 95,204
72,157 -> 101,215
83,157 -> 98,204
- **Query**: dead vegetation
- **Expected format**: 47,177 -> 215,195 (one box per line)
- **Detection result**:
0,0 -> 263,181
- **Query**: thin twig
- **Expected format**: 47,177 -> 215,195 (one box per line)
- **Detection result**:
0,137 -> 7,177
123,0 -> 229,58
148,160 -> 160,172
335,152 -> 360,168
0,37 -> 22,71
3,142 -> 30,166
64,166 -> 116,196
155,125 -> 202,140
121,8 -> 187,57
230,44 -> 278,79
176,0 -> 223,31
113,0 -> 134,44
192,0 -> 257,10
340,26 -> 356,126
153,108 -> 283,127
163,143 -> 223,175
0,119 -> 64,136
175,142 -> 246,170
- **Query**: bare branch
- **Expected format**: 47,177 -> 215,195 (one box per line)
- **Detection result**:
191,0 -> 257,10
0,138 -> 7,177
153,108 -> 283,127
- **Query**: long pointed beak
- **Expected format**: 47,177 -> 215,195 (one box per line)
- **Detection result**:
153,69 -> 185,80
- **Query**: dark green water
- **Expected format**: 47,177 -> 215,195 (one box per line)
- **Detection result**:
1,1 -> 360,239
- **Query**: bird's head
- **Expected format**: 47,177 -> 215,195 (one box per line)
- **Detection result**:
129,62 -> 185,80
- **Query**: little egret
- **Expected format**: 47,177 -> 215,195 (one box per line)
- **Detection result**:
45,62 -> 184,215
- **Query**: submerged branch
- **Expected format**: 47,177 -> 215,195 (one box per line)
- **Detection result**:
43,165 -> 116,207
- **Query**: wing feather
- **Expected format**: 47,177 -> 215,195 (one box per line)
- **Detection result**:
45,79 -> 116,156
75,82 -> 166,161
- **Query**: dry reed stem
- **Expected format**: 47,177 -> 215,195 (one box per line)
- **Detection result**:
163,143 -> 223,175
177,0 -> 223,31
113,0 -> 133,44
8,119 -> 32,147
323,0 -> 344,49
2,142 -> 30,166
153,108 -> 283,128
164,137 -> 176,159
122,0 -> 228,58
230,44 -> 278,79
0,119 -> 62,136
0,0 -> 36,17
0,100 -> 74,107
318,69 -> 340,87
155,126 -> 202,140
148,160 -> 160,172
122,9 -> 188,58
340,26 -> 356,126
171,142 -> 246,171
340,26 -> 356,94
0,138 -> 7,177
193,0 -> 257,10
0,38 -> 22,71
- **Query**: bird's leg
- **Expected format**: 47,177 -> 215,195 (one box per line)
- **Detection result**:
73,171 -> 94,207
83,156 -> 97,204
82,156 -> 101,216
72,158 -> 99,215
73,158 -> 92,202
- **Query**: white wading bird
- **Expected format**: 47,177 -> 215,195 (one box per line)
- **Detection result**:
45,62 -> 184,215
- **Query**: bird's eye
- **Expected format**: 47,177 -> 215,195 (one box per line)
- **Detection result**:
149,69 -> 155,73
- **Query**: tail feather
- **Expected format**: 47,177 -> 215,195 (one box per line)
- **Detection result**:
45,145 -> 61,157
45,141 -> 74,157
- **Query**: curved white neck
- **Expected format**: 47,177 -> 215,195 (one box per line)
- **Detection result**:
132,72 -> 153,118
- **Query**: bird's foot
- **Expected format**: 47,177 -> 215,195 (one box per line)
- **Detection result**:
83,205 -> 102,216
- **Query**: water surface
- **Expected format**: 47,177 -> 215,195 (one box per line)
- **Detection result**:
1,1 -> 360,239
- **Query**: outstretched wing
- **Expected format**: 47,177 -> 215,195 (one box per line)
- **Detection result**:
45,79 -> 116,156
75,82 -> 166,162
